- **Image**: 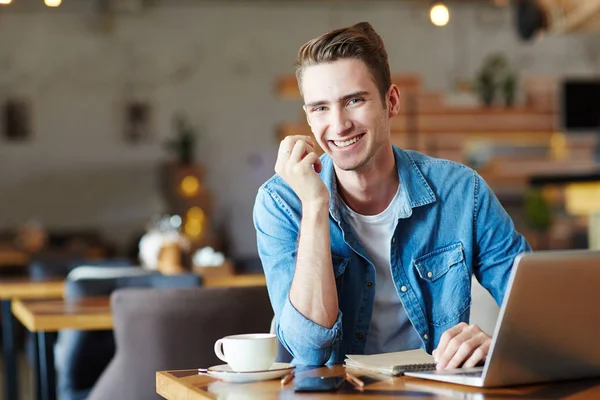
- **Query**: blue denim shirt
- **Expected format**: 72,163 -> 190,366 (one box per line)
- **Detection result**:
253,146 -> 531,366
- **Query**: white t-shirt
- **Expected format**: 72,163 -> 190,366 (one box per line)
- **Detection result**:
343,185 -> 422,354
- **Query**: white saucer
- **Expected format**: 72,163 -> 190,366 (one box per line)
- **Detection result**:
202,363 -> 295,383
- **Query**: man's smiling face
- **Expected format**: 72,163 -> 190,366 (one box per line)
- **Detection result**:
301,58 -> 393,172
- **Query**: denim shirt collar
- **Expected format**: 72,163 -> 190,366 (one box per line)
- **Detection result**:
320,146 -> 437,223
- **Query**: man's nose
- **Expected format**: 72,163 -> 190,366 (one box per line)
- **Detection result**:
330,109 -> 352,136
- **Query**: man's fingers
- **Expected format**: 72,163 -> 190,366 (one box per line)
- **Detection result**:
285,135 -> 314,144
280,135 -> 314,155
298,152 -> 320,171
436,325 -> 482,369
462,340 -> 490,368
436,329 -> 473,370
313,157 -> 323,173
434,322 -> 468,362
289,140 -> 314,163
273,135 -> 327,204
276,136 -> 315,174
444,333 -> 487,370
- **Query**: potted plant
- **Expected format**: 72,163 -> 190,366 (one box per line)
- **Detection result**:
502,72 -> 518,107
475,53 -> 518,108
524,187 -> 553,250
476,69 -> 496,106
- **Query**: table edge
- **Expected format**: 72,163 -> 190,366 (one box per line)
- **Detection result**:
0,281 -> 65,300
11,298 -> 113,332
11,299 -> 36,331
156,371 -> 216,400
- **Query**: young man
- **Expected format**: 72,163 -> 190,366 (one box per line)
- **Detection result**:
253,22 -> 530,368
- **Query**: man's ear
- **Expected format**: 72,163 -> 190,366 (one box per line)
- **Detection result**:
387,84 -> 401,118
303,105 -> 312,127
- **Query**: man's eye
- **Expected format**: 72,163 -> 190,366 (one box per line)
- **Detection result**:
348,98 -> 364,105
313,106 -> 326,112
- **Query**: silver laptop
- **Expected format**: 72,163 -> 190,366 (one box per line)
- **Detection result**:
405,250 -> 600,387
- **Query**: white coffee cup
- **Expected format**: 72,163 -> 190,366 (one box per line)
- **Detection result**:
214,333 -> 277,372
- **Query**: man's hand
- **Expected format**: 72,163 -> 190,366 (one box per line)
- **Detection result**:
432,322 -> 491,370
274,135 -> 329,206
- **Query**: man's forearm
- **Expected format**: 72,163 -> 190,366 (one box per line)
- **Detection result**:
289,201 -> 338,328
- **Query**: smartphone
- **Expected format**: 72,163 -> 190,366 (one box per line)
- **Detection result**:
294,376 -> 345,392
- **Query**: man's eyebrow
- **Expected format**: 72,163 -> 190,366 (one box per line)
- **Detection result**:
305,91 -> 371,109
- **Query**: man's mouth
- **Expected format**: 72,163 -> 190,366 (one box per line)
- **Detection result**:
332,134 -> 364,148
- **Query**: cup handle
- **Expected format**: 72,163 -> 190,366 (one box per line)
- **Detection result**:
214,339 -> 227,363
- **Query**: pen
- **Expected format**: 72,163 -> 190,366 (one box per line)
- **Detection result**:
345,372 -> 365,389
280,370 -> 295,386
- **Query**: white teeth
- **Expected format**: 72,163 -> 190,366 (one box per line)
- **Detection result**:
334,136 -> 361,148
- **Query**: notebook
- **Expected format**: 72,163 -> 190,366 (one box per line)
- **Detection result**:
344,349 -> 437,376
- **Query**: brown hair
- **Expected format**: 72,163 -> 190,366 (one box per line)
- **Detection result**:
295,22 -> 391,103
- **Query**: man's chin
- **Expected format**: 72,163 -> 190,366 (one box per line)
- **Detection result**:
332,157 -> 366,172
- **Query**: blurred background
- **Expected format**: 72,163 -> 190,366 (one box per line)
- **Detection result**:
0,0 -> 599,270
0,1 -> 600,399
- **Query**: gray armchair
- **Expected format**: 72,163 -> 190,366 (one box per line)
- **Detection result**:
55,272 -> 202,400
88,285 -> 273,400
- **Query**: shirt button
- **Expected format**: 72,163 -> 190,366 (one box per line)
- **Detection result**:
400,285 -> 408,292
356,332 -> 364,340
423,334 -> 429,340
367,281 -> 373,287
427,272 -> 433,279
392,237 -> 396,243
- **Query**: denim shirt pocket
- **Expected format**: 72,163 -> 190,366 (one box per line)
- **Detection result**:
413,243 -> 471,327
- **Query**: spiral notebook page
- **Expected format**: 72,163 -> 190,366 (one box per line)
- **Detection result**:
344,349 -> 436,376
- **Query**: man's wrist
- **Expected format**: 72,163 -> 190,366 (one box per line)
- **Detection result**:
302,198 -> 329,216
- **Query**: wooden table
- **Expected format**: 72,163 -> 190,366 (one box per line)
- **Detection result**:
10,273 -> 267,335
0,279 -> 65,400
0,248 -> 29,268
0,279 -> 64,300
13,297 -> 112,400
156,365 -> 600,399
203,273 -> 266,287
11,297 -> 113,400
12,297 -> 112,332
10,273 -> 266,400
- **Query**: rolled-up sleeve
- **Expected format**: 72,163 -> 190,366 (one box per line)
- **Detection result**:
253,184 -> 342,365
278,294 -> 342,364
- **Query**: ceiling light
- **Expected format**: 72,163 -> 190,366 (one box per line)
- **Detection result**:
430,2 -> 450,27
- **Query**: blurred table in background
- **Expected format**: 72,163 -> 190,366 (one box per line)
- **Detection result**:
11,272 -> 266,400
0,279 -> 64,300
203,273 -> 266,288
12,297 -> 111,400
0,247 -> 29,268
0,279 -> 65,400
12,297 -> 111,332
193,258 -> 235,278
